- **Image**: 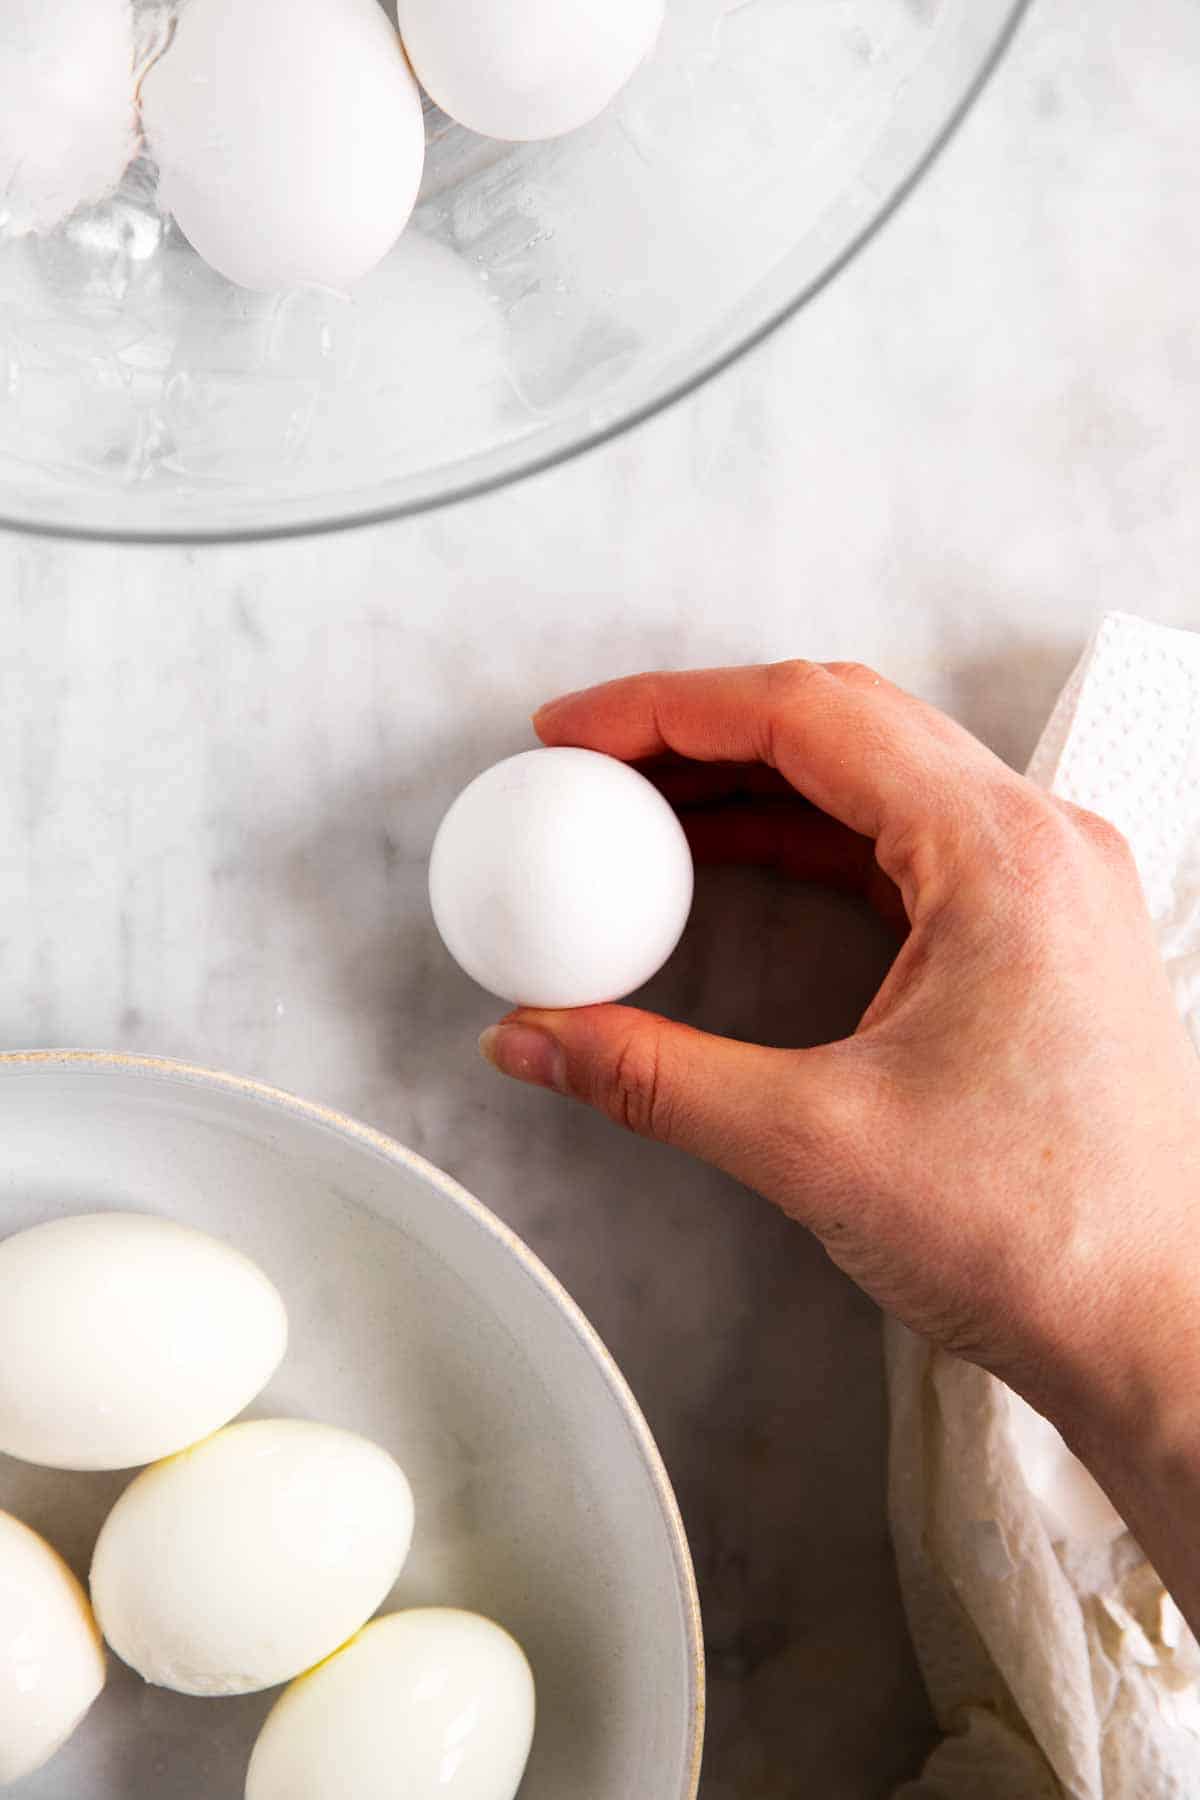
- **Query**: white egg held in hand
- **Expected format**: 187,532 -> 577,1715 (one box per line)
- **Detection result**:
0,1212 -> 287,1471
246,1610 -> 535,1800
90,1419 -> 414,1696
430,748 -> 694,1009
140,0 -> 425,292
0,1513 -> 106,1786
0,0 -> 137,236
398,0 -> 664,141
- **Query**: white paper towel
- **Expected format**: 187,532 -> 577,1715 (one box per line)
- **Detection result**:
888,612 -> 1200,1800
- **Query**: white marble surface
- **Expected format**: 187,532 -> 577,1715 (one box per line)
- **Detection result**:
2,0 -> 1199,1793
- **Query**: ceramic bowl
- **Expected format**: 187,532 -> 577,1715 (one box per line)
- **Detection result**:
0,1050 -> 703,1800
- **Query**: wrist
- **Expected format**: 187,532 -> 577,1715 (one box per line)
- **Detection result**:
1042,1275 -> 1200,1583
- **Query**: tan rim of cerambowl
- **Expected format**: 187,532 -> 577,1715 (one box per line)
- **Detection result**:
0,1047 -> 706,1800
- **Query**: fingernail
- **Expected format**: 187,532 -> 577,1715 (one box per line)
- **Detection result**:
479,1022 -> 567,1093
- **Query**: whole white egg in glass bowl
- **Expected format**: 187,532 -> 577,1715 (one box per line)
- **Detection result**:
0,0 -> 1027,544
0,1051 -> 703,1800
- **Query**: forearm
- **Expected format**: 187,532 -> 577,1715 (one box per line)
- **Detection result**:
1053,1315 -> 1200,1635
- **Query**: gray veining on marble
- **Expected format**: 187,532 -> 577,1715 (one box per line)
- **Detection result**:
2,0 -> 1199,1793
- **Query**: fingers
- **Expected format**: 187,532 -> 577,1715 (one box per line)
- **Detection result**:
536,662 -> 1014,912
480,1004 -> 857,1198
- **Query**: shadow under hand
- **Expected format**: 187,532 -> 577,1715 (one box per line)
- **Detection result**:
654,859 -> 897,1052
606,866 -> 933,1800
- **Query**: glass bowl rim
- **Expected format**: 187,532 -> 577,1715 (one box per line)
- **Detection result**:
0,0 -> 1032,550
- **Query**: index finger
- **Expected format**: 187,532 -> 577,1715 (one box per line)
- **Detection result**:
534,660 -> 1016,901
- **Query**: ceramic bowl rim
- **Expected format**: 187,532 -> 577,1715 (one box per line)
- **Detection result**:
0,1046 -> 706,1800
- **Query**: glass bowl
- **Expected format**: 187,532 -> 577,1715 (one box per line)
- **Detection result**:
0,0 -> 1027,544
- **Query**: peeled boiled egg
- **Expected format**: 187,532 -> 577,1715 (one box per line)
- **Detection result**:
430,747 -> 694,1009
246,1609 -> 535,1800
140,0 -> 426,292
0,1212 -> 287,1471
90,1419 -> 414,1696
0,1512 -> 106,1786
0,0 -> 138,236
1007,1388 -> 1126,1546
398,0 -> 664,141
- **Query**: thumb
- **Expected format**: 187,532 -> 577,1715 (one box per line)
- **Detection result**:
479,1004 -> 853,1199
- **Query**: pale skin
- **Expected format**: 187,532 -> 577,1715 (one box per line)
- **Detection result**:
479,659 -> 1200,1634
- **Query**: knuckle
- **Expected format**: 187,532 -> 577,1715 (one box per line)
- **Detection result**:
1001,790 -> 1135,888
992,778 -> 1059,837
760,661 -> 829,763
760,660 -> 885,767
948,782 -> 1083,930
637,668 -> 673,706
603,1027 -> 674,1142
765,658 -> 885,700
990,782 -> 1076,880
764,658 -> 826,705
973,787 -> 1142,942
824,659 -> 884,691
1065,803 -> 1136,869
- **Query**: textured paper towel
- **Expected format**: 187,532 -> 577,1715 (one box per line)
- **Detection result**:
888,612 -> 1200,1799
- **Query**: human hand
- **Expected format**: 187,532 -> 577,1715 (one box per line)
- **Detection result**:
480,662 -> 1200,1613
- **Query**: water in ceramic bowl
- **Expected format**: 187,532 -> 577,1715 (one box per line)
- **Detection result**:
0,1053 -> 703,1800
0,0 -> 1025,542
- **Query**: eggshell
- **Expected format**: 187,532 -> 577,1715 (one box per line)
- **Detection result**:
140,0 -> 426,292
1007,1388 -> 1126,1546
0,1512 -> 106,1786
0,0 -> 137,236
246,1609 -> 535,1800
0,1212 -> 287,1471
90,1419 -> 415,1696
429,747 -> 694,1009
398,0 -> 664,141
